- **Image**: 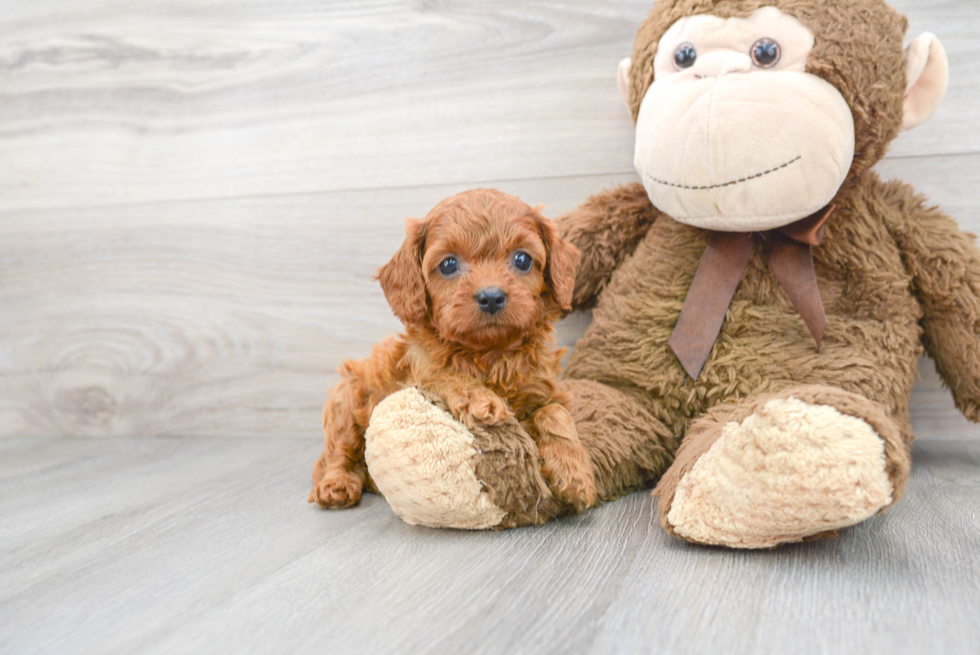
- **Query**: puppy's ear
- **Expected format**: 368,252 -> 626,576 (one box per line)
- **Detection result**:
377,218 -> 429,326
534,215 -> 580,313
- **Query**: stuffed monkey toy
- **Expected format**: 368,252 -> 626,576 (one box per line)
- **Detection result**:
358,0 -> 980,548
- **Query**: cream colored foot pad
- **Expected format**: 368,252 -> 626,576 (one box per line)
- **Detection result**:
667,398 -> 892,548
365,388 -> 506,530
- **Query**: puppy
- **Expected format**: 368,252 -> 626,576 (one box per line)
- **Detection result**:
308,188 -> 597,513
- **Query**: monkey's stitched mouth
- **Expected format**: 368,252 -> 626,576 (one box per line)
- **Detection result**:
645,155 -> 802,191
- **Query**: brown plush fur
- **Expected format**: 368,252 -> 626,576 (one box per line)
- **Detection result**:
564,173 -> 931,444
554,175 -> 980,542
336,0 -> 978,544
559,166 -> 980,477
551,170 -> 980,543
561,379 -> 678,502
877,181 -> 980,422
309,189 -> 598,512
471,379 -> 679,528
544,0 -> 980,543
560,185 -> 661,310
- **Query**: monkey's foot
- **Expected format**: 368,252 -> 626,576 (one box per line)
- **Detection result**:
364,387 -> 558,530
654,386 -> 910,549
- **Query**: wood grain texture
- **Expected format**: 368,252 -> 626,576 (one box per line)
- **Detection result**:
0,0 -> 976,212
1,165 -> 977,439
1,437 -> 978,655
1,3 -> 978,654
0,0 -> 979,441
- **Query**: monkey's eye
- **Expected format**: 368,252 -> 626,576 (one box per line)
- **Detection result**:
750,38 -> 781,68
438,256 -> 459,277
673,43 -> 697,70
513,251 -> 533,273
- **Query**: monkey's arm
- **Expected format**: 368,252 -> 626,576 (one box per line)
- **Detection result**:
557,183 -> 660,309
881,180 -> 980,422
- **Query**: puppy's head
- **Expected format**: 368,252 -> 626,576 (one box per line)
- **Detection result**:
377,189 -> 579,349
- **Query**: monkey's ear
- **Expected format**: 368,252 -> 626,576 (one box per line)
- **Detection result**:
535,216 -> 580,313
617,58 -> 632,111
376,218 -> 429,326
902,33 -> 949,131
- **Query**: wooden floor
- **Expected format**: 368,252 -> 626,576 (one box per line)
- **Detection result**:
1,436 -> 979,655
1,1 -> 979,653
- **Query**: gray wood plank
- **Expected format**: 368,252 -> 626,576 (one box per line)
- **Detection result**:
1,3 -> 977,653
0,0 -> 976,212
0,437 -> 977,655
0,0 -> 978,441
0,172 -> 630,438
1,159 -> 978,439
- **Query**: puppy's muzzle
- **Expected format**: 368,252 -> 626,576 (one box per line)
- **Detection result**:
475,287 -> 507,315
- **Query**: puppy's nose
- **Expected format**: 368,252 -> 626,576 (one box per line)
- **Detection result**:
475,288 -> 507,315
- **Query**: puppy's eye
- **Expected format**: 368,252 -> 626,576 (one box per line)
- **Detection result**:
513,251 -> 533,273
438,256 -> 459,277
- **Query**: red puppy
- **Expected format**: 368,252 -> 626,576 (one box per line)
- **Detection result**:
309,189 -> 597,513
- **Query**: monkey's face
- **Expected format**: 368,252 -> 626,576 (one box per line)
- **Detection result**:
631,7 -> 854,232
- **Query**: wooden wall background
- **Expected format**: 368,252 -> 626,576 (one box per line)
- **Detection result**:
0,0 -> 977,440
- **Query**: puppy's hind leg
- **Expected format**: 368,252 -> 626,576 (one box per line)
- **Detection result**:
310,374 -> 372,509
531,403 -> 597,513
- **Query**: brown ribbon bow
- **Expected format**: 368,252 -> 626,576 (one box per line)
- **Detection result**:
668,205 -> 835,380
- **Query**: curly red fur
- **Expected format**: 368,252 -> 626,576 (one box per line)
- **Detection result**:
309,189 -> 596,512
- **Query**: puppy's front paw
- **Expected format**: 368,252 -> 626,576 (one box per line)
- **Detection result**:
447,388 -> 512,428
308,473 -> 363,509
538,441 -> 597,513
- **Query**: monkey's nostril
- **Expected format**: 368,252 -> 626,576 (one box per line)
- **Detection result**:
475,288 -> 508,315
